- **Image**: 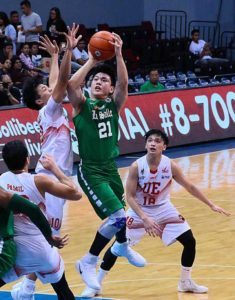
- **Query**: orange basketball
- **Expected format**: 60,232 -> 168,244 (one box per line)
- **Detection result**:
89,31 -> 115,61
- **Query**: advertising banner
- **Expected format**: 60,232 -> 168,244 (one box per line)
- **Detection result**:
0,85 -> 235,173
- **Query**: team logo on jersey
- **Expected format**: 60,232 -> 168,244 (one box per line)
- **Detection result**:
161,175 -> 170,179
94,105 -> 105,110
162,167 -> 169,173
139,168 -> 145,179
105,98 -> 112,103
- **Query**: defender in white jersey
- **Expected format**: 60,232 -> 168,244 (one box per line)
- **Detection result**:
83,129 -> 230,298
0,140 -> 82,299
126,129 -> 230,294
23,24 -> 81,234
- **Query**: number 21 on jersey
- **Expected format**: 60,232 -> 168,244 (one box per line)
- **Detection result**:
98,121 -> 112,139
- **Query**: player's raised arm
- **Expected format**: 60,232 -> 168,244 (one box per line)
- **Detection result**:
171,160 -> 231,216
39,35 -> 59,91
51,23 -> 80,103
112,33 -> 128,112
126,162 -> 161,237
35,154 -> 82,201
67,51 -> 98,114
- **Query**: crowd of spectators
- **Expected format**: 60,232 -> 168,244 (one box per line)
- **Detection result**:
0,1 -> 234,107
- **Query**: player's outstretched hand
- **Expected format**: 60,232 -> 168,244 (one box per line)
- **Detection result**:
142,216 -> 162,237
39,35 -> 59,56
64,23 -> 82,50
48,234 -> 69,249
39,154 -> 57,172
210,204 -> 231,216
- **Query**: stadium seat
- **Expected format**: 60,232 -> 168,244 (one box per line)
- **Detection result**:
177,72 -> 187,81
221,77 -> 231,84
187,71 -> 197,79
176,81 -> 187,88
188,80 -> 199,88
199,78 -> 209,86
210,78 -> 220,85
166,72 -> 177,81
165,82 -> 176,89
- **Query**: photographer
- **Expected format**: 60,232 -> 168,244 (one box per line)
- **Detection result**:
0,74 -> 21,106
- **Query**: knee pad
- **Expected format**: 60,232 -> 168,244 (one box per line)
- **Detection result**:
99,209 -> 126,239
109,209 -> 126,229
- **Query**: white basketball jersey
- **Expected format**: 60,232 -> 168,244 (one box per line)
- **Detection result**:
36,96 -> 73,176
0,172 -> 46,236
136,155 -> 172,207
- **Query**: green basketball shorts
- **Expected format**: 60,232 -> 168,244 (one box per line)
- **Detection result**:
0,237 -> 16,279
77,160 -> 125,220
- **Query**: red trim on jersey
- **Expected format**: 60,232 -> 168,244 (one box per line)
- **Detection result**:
38,256 -> 62,277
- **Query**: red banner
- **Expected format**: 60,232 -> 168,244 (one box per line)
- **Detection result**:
0,85 -> 235,173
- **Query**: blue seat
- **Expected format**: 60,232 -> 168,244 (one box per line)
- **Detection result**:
199,78 -> 209,87
221,77 -> 231,84
165,82 -> 176,89
188,80 -> 199,88
210,78 -> 220,85
176,81 -> 187,88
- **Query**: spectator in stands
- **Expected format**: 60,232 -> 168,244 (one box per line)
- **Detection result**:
19,43 -> 39,72
0,58 -> 12,76
0,12 -> 17,55
10,10 -> 21,32
20,0 -> 42,43
10,56 -> 32,88
31,42 -> 42,68
140,69 -> 165,92
46,7 -> 67,45
0,41 -> 13,63
189,29 -> 228,63
72,38 -> 89,66
0,74 -> 21,105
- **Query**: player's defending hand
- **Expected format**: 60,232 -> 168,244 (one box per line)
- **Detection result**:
39,35 -> 59,56
210,204 -> 231,216
48,234 -> 69,249
64,23 -> 82,51
142,216 -> 163,237
39,154 -> 58,172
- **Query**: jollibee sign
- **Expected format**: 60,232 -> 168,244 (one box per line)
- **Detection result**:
0,85 -> 235,173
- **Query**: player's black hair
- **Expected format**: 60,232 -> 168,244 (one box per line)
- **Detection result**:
89,63 -> 116,86
22,77 -> 43,110
191,29 -> 200,36
145,129 -> 169,146
2,140 -> 28,171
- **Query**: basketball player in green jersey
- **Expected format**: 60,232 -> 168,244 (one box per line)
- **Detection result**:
0,188 -> 66,284
68,32 -> 146,291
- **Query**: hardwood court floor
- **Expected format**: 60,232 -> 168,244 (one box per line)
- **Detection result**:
4,149 -> 235,300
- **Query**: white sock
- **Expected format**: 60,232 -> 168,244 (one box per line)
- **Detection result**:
83,252 -> 98,264
97,268 -> 108,285
180,266 -> 192,281
22,277 -> 36,293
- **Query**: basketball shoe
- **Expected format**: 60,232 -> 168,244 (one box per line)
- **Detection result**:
11,281 -> 35,300
178,279 -> 208,293
111,241 -> 146,267
75,255 -> 100,290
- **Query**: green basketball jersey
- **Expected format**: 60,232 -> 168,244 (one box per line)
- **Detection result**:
0,209 -> 14,238
73,97 -> 119,162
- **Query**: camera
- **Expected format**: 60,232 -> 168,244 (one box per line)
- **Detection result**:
2,82 -> 9,89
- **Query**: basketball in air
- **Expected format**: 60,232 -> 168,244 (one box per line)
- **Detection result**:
89,31 -> 115,61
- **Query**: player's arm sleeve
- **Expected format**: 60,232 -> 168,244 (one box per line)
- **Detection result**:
44,96 -> 63,120
8,194 -> 52,240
